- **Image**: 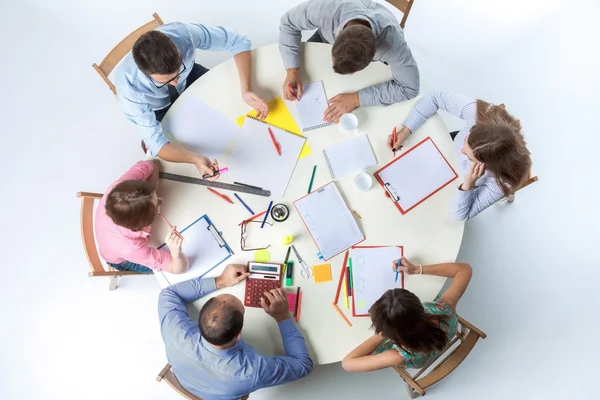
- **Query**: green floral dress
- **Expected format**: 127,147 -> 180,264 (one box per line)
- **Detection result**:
374,301 -> 458,369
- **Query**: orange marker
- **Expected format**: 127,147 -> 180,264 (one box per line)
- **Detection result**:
159,214 -> 183,240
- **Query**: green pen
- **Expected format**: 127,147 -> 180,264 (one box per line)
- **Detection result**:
307,165 -> 317,193
348,257 -> 353,295
285,260 -> 294,286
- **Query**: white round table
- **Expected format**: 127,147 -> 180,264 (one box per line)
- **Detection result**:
151,43 -> 464,365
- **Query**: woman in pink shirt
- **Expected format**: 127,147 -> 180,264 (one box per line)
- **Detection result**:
95,160 -> 189,274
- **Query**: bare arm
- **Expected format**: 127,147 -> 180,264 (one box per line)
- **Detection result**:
234,51 -> 269,119
342,335 -> 404,372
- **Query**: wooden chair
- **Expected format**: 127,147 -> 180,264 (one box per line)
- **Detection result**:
507,175 -> 538,202
392,316 -> 486,398
92,13 -> 164,94
157,364 -> 250,400
385,0 -> 416,29
76,192 -> 147,290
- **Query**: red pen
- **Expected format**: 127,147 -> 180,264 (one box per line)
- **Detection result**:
392,126 -> 397,157
237,211 -> 267,226
287,83 -> 299,100
159,213 -> 183,239
207,187 -> 234,204
267,127 -> 282,156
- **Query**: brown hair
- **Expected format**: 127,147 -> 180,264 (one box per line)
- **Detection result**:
468,100 -> 532,196
332,25 -> 376,75
370,289 -> 449,355
105,180 -> 157,231
133,30 -> 181,75
199,297 -> 244,346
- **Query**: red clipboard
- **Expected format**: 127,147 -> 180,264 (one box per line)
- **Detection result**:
349,245 -> 404,317
374,137 -> 458,215
293,181 -> 365,260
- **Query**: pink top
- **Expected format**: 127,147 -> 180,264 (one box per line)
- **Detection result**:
95,161 -> 171,271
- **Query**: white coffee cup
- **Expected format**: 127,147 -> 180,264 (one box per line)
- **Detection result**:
354,171 -> 372,191
339,113 -> 358,134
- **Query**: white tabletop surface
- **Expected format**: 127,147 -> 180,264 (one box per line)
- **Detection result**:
150,43 -> 465,365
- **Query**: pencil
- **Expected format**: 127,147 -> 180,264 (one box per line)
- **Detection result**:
332,303 -> 352,327
348,257 -> 353,296
261,201 -> 274,228
296,290 -> 303,322
343,274 -> 349,309
395,257 -> 401,283
159,213 -> 183,239
334,251 -> 349,304
234,193 -> 254,215
237,211 -> 266,226
308,165 -> 317,193
392,126 -> 397,157
294,287 -> 301,316
207,187 -> 233,204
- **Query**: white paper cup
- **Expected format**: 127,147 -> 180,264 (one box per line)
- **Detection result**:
354,171 -> 372,191
339,113 -> 358,133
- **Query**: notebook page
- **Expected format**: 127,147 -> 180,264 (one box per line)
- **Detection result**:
351,247 -> 403,315
296,81 -> 333,132
378,138 -> 457,212
295,183 -> 364,260
227,117 -> 306,198
160,216 -> 232,285
164,96 -> 240,160
323,134 -> 377,179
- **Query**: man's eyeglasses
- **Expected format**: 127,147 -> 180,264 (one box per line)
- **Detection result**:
148,62 -> 187,89
240,220 -> 272,251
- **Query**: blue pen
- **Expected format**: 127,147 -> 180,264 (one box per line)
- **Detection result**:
234,193 -> 254,215
395,258 -> 401,283
261,201 -> 274,228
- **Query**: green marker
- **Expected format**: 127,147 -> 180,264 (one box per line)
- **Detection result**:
285,260 -> 294,286
308,165 -> 317,193
348,258 -> 353,295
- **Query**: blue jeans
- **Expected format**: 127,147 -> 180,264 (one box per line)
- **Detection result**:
108,261 -> 153,274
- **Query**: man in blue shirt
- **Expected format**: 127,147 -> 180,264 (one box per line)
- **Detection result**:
115,22 -> 269,178
158,264 -> 313,400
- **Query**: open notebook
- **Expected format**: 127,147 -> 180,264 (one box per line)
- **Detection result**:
159,215 -> 233,286
323,134 -> 377,179
226,117 -> 306,198
350,246 -> 404,317
296,81 -> 333,132
294,182 -> 364,260
164,96 -> 240,160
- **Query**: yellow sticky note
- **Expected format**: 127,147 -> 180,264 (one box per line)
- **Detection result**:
254,249 -> 271,263
236,97 -> 312,159
312,263 -> 332,283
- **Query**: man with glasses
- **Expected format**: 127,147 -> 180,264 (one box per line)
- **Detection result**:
115,22 -> 269,178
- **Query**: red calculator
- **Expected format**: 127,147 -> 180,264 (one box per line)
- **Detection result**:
244,262 -> 283,308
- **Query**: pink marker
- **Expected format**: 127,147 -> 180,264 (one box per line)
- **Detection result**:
203,167 -> 228,179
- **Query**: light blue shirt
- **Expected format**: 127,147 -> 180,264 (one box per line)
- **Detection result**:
115,22 -> 251,156
158,277 -> 313,400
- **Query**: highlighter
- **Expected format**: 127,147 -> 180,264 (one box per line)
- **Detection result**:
285,261 -> 294,286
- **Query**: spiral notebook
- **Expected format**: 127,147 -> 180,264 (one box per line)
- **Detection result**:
227,116 -> 307,198
323,134 -> 377,179
296,81 -> 333,132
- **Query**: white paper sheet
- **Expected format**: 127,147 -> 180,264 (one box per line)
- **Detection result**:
296,81 -> 333,132
226,117 -> 306,198
164,96 -> 240,160
323,134 -> 377,179
160,216 -> 232,286
378,138 -> 457,212
351,246 -> 403,316
294,182 -> 364,260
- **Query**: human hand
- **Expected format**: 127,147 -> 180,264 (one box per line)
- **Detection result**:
324,93 -> 360,124
462,162 -> 486,191
386,126 -> 411,152
165,226 -> 183,258
215,264 -> 251,289
283,69 -> 303,101
260,288 -> 291,322
242,91 -> 269,121
194,157 -> 219,181
392,257 -> 420,275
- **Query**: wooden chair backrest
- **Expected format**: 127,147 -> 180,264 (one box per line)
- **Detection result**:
385,0 -> 416,28
157,364 -> 249,400
517,175 -> 538,192
76,192 -> 106,274
92,13 -> 164,94
393,316 -> 486,397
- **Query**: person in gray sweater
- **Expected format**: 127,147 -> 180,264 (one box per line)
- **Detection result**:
279,0 -> 420,123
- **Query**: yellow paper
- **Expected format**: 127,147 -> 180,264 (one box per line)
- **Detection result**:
236,97 -> 312,159
254,249 -> 271,263
312,263 -> 333,283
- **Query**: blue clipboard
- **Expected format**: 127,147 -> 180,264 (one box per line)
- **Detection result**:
158,214 -> 233,286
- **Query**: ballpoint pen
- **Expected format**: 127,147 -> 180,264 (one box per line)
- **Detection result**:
395,257 -> 401,283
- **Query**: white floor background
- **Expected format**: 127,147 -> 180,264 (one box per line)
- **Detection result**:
1,0 -> 598,399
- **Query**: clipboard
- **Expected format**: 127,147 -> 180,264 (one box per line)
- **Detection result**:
349,245 -> 404,317
293,182 -> 365,260
374,137 -> 458,214
159,214 -> 233,286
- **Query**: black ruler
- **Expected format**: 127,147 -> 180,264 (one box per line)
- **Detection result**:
159,172 -> 271,197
